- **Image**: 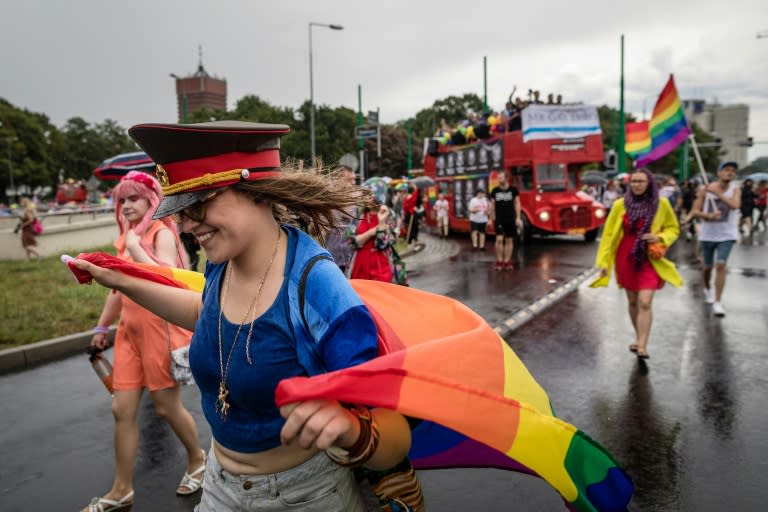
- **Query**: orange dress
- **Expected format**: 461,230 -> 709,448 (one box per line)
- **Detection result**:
112,221 -> 193,391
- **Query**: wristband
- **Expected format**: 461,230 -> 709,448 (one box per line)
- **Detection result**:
93,326 -> 110,335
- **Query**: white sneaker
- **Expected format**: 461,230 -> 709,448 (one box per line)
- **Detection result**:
703,287 -> 715,304
712,302 -> 726,317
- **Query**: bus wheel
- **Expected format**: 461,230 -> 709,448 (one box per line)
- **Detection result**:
519,215 -> 533,243
584,228 -> 599,242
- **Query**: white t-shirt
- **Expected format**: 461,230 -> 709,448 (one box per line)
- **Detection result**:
602,189 -> 620,208
434,199 -> 449,219
468,197 -> 489,223
699,182 -> 739,242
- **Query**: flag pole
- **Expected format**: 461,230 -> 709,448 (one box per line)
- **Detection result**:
688,133 -> 718,212
688,133 -> 709,185
617,34 -> 626,173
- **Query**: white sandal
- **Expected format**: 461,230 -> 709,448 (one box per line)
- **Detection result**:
86,490 -> 134,512
177,450 -> 207,496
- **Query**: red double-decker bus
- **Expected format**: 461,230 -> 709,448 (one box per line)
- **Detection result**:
423,124 -> 607,242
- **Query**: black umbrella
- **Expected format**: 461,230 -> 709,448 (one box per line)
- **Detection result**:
581,172 -> 607,186
409,176 -> 436,189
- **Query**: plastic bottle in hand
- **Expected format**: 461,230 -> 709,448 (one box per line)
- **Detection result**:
88,347 -> 114,394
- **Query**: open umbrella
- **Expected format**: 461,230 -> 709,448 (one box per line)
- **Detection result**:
362,176 -> 389,204
409,176 -> 436,189
93,151 -> 155,181
743,172 -> 768,183
581,172 -> 607,186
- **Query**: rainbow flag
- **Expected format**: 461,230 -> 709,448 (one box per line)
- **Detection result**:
635,75 -> 691,167
65,253 -> 633,512
624,121 -> 651,157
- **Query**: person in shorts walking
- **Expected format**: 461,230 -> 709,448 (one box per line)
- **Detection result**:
690,161 -> 741,317
490,171 -> 522,270
468,189 -> 490,251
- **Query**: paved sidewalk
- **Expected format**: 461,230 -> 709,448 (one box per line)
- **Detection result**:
399,232 -> 462,270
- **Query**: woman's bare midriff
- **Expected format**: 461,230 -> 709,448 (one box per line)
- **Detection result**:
213,438 -> 320,475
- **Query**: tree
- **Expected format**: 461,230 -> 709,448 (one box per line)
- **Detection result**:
363,124 -> 422,178
411,93 -> 484,140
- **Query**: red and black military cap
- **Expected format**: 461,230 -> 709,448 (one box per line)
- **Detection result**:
128,120 -> 290,219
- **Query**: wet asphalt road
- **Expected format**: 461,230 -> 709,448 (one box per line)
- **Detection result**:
1,231 -> 766,511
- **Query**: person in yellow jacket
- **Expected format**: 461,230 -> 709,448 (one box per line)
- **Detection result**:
592,168 -> 682,359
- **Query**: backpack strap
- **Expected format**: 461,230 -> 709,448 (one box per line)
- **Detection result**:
298,254 -> 334,337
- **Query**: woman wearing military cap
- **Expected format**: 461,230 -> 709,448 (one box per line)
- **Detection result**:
74,121 -> 413,511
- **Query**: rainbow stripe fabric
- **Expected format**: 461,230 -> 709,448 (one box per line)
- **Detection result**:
66,253 -> 633,511
635,75 -> 691,167
624,121 -> 651,157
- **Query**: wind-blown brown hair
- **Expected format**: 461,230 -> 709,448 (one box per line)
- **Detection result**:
233,162 -> 374,244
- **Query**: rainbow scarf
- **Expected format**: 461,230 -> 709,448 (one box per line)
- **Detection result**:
635,75 -> 691,167
65,253 -> 633,512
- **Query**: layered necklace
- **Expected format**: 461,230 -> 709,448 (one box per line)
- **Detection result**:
215,228 -> 281,419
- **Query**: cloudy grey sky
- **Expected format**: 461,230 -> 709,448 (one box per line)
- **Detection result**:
2,0 -> 767,160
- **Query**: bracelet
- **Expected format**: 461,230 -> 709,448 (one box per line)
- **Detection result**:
326,406 -> 380,468
93,326 -> 110,335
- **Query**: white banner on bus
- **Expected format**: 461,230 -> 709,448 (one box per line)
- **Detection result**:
521,105 -> 602,142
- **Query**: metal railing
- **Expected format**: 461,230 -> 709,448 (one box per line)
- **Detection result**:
0,205 -> 115,230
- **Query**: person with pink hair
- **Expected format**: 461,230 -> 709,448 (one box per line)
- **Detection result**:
82,171 -> 205,512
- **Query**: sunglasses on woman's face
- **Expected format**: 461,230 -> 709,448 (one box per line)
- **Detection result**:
170,188 -> 227,224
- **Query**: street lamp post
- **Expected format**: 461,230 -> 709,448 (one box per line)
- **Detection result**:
170,73 -> 189,123
309,22 -> 343,165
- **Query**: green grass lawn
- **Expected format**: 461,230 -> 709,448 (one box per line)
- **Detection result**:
0,246 -> 119,349
0,239 -> 405,350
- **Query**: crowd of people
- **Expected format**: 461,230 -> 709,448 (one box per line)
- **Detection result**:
11,111 -> 762,510
591,160 -> 759,358
433,90 -> 571,146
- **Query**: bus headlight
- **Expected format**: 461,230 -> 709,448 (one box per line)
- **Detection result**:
538,211 -> 551,222
595,208 -> 605,219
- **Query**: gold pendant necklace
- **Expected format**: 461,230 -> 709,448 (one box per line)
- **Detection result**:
215,228 -> 281,419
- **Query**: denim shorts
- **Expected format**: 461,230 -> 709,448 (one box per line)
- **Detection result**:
700,240 -> 735,266
196,447 -> 365,512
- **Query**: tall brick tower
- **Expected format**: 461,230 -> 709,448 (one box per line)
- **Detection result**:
171,47 -> 227,122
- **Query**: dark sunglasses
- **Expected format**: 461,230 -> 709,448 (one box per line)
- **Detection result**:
170,188 -> 227,224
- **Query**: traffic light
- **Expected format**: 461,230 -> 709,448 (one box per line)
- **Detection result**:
604,149 -> 617,169
739,137 -> 754,147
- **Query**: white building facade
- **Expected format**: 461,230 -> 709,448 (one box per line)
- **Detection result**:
683,99 -> 750,168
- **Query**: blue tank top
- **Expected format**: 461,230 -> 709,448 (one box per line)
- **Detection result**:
189,226 -> 378,453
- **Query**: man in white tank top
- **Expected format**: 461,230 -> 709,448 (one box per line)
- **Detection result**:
691,161 -> 741,317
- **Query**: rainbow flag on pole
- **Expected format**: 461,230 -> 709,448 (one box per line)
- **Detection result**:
624,121 -> 651,157
65,253 -> 634,511
635,75 -> 691,167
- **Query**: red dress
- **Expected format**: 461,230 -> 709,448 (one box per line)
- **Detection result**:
615,214 -> 664,291
350,212 -> 393,283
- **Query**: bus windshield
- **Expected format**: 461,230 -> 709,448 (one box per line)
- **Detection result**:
537,163 -> 567,192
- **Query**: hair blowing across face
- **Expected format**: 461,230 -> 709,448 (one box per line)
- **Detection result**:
233,163 -> 375,245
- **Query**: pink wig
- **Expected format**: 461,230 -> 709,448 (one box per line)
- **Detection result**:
112,171 -> 188,267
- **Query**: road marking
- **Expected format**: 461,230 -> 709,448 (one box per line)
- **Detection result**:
494,268 -> 600,337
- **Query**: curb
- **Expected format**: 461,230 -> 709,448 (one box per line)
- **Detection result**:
0,327 -> 116,375
493,268 -> 599,338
